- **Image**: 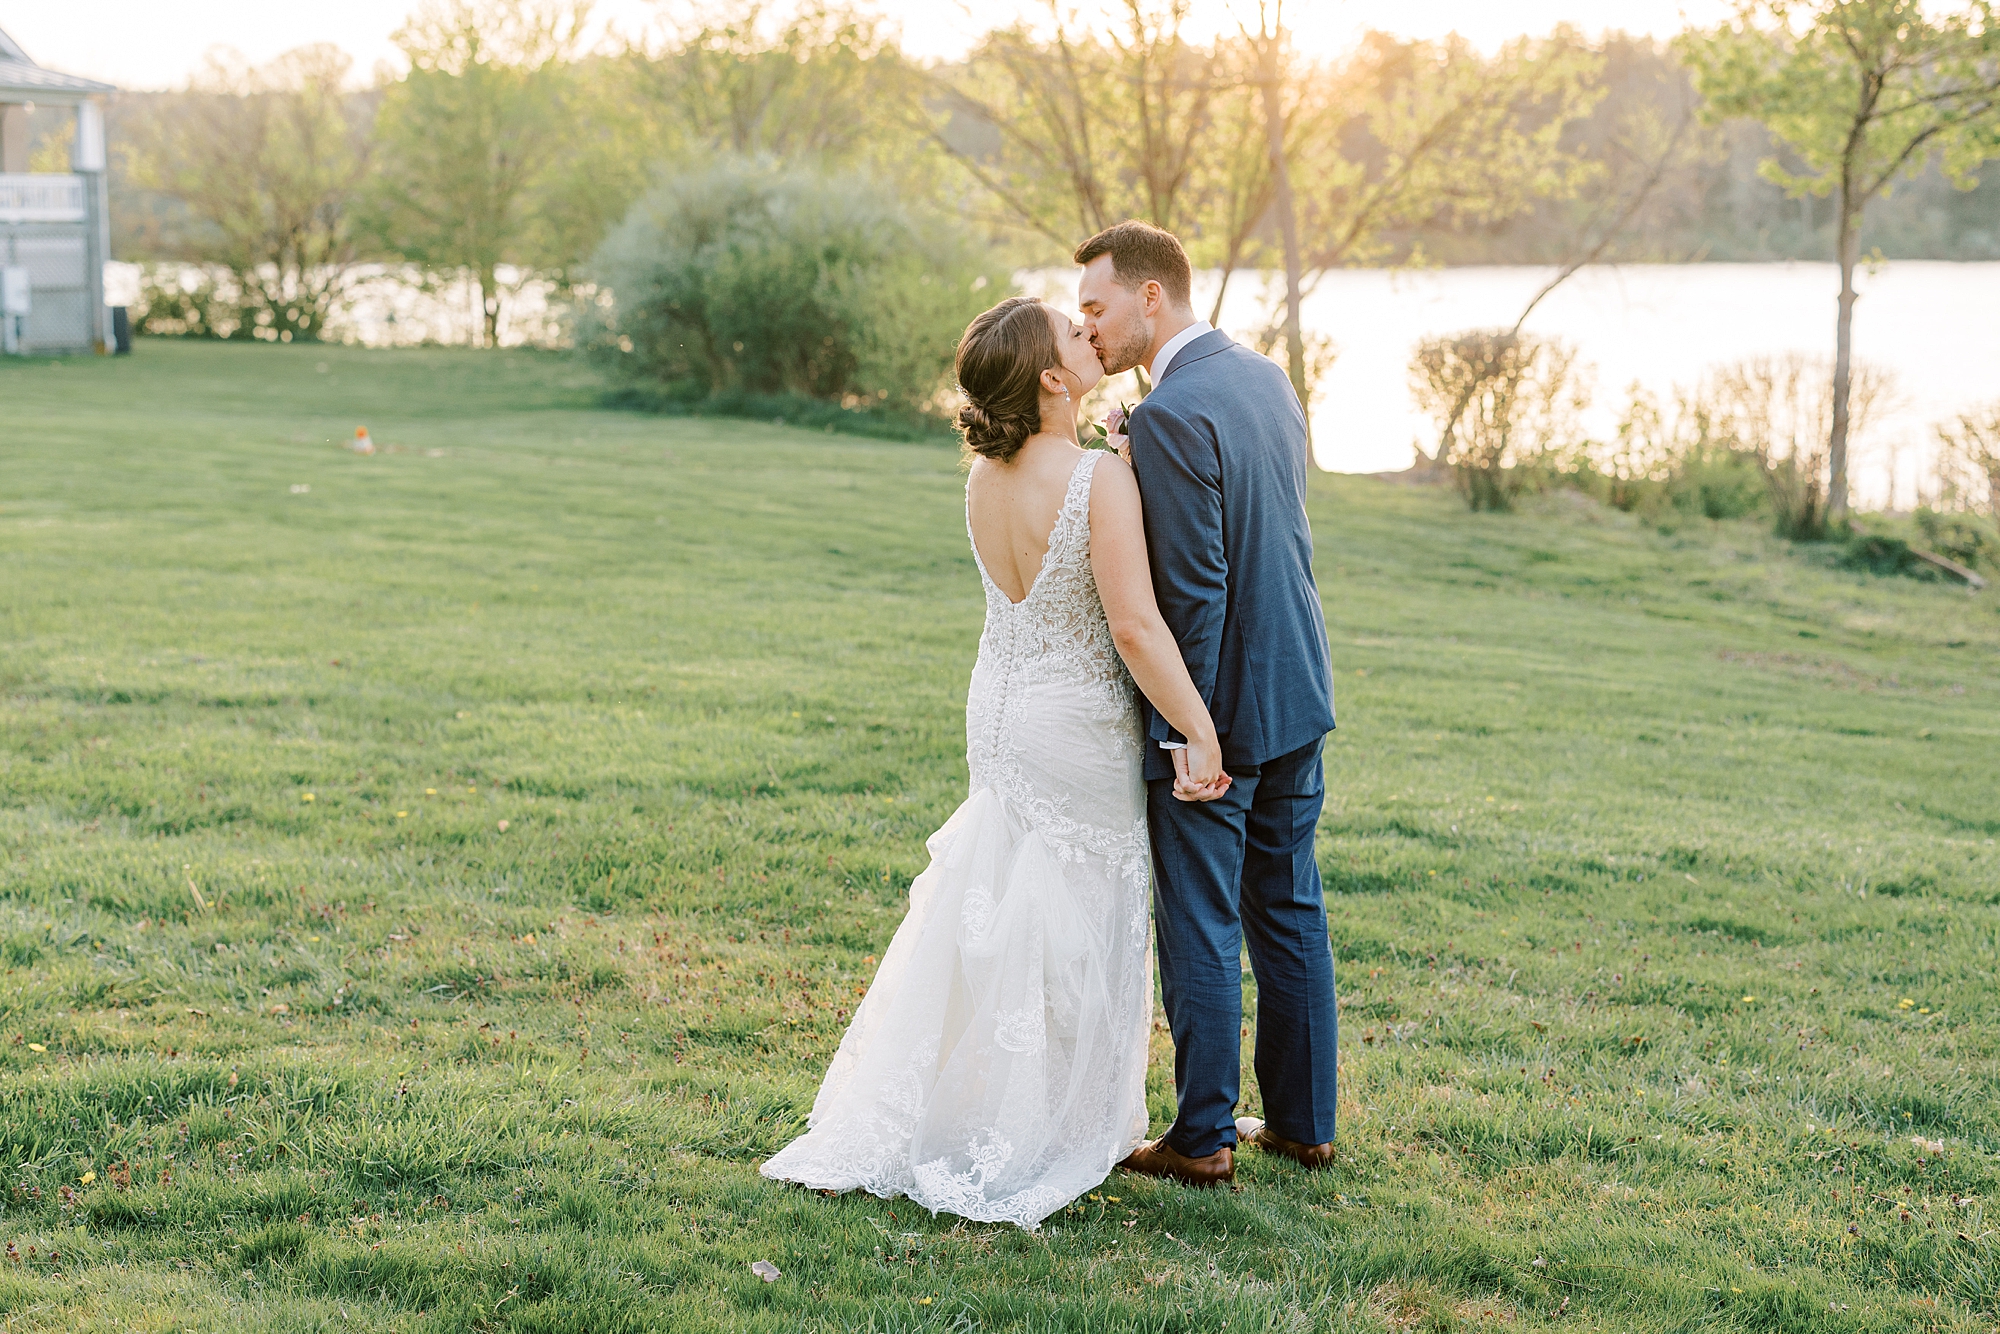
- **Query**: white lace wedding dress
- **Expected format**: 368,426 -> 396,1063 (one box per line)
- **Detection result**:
761,451 -> 1153,1229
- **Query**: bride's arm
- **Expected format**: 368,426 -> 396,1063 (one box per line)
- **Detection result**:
1088,455 -> 1230,800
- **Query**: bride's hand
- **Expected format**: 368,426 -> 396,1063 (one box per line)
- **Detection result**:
1172,737 -> 1231,803
1109,432 -> 1131,466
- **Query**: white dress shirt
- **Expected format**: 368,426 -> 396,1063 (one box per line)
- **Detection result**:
1149,320 -> 1213,385
1144,318 -> 1212,751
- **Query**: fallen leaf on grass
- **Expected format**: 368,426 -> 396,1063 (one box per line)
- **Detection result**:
26,1043 -> 45,1053
750,1260 -> 781,1282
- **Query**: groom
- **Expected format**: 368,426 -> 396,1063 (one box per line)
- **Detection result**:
1075,221 -> 1339,1185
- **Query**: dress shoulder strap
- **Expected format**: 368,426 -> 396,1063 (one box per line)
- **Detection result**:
1047,451 -> 1100,555
1064,450 -> 1101,512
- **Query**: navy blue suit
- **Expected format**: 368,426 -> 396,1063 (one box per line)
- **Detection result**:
1128,329 -> 1339,1158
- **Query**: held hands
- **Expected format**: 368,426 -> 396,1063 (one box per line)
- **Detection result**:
1171,738 -> 1232,803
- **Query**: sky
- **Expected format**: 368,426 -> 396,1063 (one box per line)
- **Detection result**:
4,0 -> 1738,90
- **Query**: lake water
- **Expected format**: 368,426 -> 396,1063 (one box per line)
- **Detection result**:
1035,261 -> 2000,508
110,258 -> 2000,508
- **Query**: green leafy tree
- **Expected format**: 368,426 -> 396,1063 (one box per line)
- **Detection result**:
363,0 -> 586,346
628,2 -> 918,167
496,2 -> 933,300
1681,0 -> 2000,528
1239,28 -> 1603,415
126,45 -> 371,342
1292,32 -> 1604,275
936,13 -> 1602,420
932,0 -> 1230,249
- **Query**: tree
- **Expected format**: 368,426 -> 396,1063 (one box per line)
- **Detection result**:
1247,31 -> 1604,417
125,45 -> 371,342
934,14 -> 1603,419
1409,83 -> 1701,495
627,2 -> 918,167
363,0 -> 586,346
1292,33 -> 1604,273
1242,3 -> 1306,417
928,1 -> 1231,250
493,3 -> 933,303
1681,0 -> 2000,527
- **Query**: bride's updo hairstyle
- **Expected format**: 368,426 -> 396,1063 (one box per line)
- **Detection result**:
954,296 -> 1061,464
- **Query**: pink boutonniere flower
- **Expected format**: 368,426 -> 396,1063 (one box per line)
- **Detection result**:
1088,403 -> 1135,460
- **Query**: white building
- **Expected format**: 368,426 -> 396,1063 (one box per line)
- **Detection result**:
0,24 -> 114,355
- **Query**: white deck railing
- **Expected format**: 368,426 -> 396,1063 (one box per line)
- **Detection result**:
0,174 -> 87,223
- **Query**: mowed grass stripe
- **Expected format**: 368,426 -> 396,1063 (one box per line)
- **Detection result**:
0,340 -> 1995,1332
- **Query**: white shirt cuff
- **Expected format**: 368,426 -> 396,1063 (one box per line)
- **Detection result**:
1159,740 -> 1186,750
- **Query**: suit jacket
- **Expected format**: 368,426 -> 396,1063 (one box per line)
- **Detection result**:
1127,329 -> 1335,782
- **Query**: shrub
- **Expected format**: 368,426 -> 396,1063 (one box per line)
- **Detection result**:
1409,329 -> 1591,512
1838,533 -> 1926,578
1692,355 -> 1897,540
132,266 -> 241,339
1670,443 -> 1766,521
1915,507 -> 1998,573
1935,400 -> 2000,525
1594,383 -> 1677,513
1580,385 -> 1763,523
583,157 -> 1007,418
131,264 -> 350,344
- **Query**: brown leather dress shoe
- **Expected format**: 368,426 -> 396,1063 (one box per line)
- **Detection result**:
1234,1116 -> 1335,1169
1117,1137 -> 1234,1187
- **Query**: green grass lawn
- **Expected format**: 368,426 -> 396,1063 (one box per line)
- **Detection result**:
2,339 -> 1997,1333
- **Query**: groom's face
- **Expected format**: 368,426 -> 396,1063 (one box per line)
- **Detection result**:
1077,255 -> 1155,377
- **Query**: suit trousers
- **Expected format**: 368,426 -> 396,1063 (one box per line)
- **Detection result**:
1148,737 -> 1338,1158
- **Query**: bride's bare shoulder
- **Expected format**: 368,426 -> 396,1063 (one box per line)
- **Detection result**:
1090,448 -> 1132,477
1086,449 -> 1141,517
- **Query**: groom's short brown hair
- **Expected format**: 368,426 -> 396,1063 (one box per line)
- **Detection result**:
1073,221 -> 1192,311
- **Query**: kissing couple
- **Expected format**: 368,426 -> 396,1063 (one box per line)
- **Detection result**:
761,221 -> 1339,1228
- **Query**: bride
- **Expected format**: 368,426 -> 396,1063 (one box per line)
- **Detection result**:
759,296 -> 1230,1228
